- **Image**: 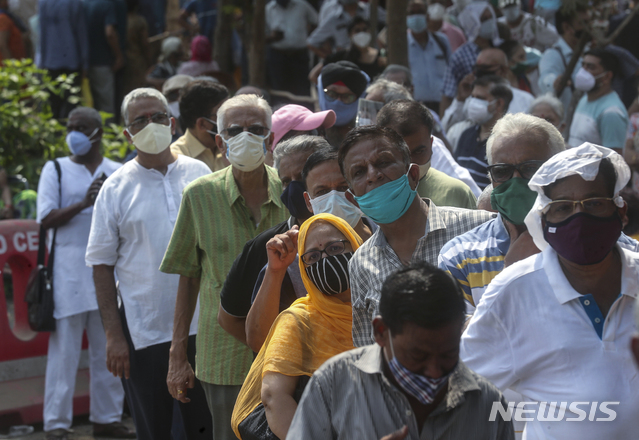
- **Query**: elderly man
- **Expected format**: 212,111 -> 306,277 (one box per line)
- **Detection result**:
86,88 -> 212,440
376,100 -> 477,209
160,94 -> 288,440
338,125 -> 495,347
529,93 -> 566,132
38,107 -> 126,440
461,144 -> 639,439
170,79 -> 229,171
287,262 -> 514,440
439,113 -> 565,314
380,64 -> 414,95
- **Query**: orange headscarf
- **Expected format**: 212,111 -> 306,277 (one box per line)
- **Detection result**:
231,214 -> 362,438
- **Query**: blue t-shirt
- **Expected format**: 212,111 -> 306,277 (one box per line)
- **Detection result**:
454,125 -> 491,190
184,0 -> 217,41
83,0 -> 118,66
568,91 -> 629,149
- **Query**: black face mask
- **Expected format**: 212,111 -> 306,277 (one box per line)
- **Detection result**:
280,180 -> 313,220
305,253 -> 354,296
276,0 -> 291,7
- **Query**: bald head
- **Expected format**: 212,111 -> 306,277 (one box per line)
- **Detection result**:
476,48 -> 509,79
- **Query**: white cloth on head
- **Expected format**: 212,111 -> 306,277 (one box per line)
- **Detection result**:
523,143 -> 630,251
161,36 -> 182,61
458,2 -> 501,46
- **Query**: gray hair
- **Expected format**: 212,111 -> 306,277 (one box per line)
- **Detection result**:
273,135 -> 330,169
486,113 -> 566,166
217,94 -> 272,132
529,93 -> 564,121
69,106 -> 102,127
366,79 -> 413,103
476,183 -> 494,211
121,88 -> 170,125
381,64 -> 413,87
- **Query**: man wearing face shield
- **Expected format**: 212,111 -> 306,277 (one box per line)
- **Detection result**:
461,143 -> 639,439
568,48 -> 628,153
86,88 -> 212,440
160,94 -> 288,440
170,79 -> 230,172
497,0 -> 558,52
338,125 -> 495,347
38,107 -> 126,440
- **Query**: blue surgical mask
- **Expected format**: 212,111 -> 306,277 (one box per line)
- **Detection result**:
318,74 -> 366,127
385,329 -> 454,405
352,166 -> 417,224
406,14 -> 427,33
66,128 -> 98,156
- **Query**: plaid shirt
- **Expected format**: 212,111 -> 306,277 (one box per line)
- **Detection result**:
441,41 -> 481,98
349,200 -> 495,347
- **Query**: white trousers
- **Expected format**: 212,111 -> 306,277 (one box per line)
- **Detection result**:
43,310 -> 125,431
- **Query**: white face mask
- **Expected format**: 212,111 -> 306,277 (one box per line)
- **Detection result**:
129,122 -> 173,155
418,159 -> 431,180
466,97 -> 495,124
503,5 -> 521,22
427,3 -> 446,21
309,190 -> 363,228
168,101 -> 180,118
225,130 -> 269,172
352,32 -> 372,48
574,67 -> 605,92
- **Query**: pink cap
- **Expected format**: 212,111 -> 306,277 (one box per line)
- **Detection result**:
271,105 -> 336,151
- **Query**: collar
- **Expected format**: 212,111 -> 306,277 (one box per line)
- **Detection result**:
373,198 -> 444,248
556,37 -> 573,56
183,129 -> 208,157
544,243 -> 638,305
407,30 -> 433,47
355,345 -> 481,412
225,165 -> 285,210
495,214 -> 511,256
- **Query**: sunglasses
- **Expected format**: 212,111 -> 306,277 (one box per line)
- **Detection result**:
486,160 -> 544,183
323,89 -> 357,104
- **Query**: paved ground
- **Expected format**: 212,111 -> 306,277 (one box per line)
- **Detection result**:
3,416 -> 136,440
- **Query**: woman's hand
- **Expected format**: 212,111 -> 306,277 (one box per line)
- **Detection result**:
265,226 -> 299,273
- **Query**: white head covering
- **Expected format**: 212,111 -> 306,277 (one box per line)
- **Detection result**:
458,1 -> 501,46
160,37 -> 182,61
523,142 -> 630,251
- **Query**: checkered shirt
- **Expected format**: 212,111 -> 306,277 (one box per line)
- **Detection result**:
441,41 -> 481,98
349,199 -> 496,347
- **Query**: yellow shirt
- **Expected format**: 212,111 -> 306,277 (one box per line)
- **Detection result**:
170,129 -> 228,172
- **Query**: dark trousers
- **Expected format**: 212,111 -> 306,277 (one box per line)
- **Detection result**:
47,68 -> 81,120
267,47 -> 311,96
120,308 -> 213,440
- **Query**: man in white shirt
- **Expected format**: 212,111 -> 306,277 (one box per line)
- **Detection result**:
38,107 -> 128,440
461,143 -> 639,439
85,88 -> 212,440
497,0 -> 558,52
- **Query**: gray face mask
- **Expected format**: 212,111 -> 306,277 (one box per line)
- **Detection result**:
478,18 -> 496,40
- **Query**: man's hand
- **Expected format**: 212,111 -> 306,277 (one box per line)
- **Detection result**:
456,72 -> 475,102
265,226 -> 299,273
82,175 -> 106,208
105,331 -> 130,379
503,226 -> 540,267
380,426 -> 409,440
167,354 -> 195,403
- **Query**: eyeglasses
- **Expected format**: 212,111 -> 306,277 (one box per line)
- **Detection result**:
220,125 -> 270,139
301,240 -> 349,265
543,197 -> 617,223
486,160 -> 544,183
127,112 -> 170,134
323,89 -> 357,104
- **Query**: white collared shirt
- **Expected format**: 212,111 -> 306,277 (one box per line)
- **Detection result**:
461,245 -> 639,439
37,157 -> 121,319
85,156 -> 211,350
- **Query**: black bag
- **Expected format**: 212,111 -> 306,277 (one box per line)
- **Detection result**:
25,160 -> 61,332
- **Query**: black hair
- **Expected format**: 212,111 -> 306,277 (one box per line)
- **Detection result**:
338,125 -> 411,179
376,100 -> 434,137
379,262 -> 466,334
543,157 -> 617,198
179,80 -> 229,130
348,16 -> 369,34
302,146 -> 339,187
584,48 -> 621,79
499,40 -> 523,61
555,4 -> 587,35
620,187 -> 639,236
473,74 -> 514,111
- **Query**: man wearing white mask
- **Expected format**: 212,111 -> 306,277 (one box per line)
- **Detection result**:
497,0 -> 558,52
568,48 -> 628,153
38,107 -> 127,440
406,0 -> 452,113
160,94 -> 288,440
86,88 -> 212,440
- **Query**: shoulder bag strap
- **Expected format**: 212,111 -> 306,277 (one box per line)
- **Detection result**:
47,160 -> 62,274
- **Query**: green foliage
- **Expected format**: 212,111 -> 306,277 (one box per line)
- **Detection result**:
0,59 -> 129,189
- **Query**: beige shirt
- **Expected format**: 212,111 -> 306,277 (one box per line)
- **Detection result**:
170,129 -> 228,172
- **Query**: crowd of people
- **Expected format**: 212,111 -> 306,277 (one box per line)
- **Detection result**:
4,0 -> 636,439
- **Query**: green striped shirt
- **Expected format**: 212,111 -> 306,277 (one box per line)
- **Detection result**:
160,165 -> 288,385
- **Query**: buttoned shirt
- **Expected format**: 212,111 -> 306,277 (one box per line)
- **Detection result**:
308,2 -> 386,50
461,245 -> 639,440
266,0 -> 318,50
350,199 -> 495,347
441,41 -> 480,98
286,345 -> 514,440
408,30 -> 451,103
85,156 -> 210,349
170,128 -> 226,172
37,157 -> 121,319
159,165 -> 288,385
